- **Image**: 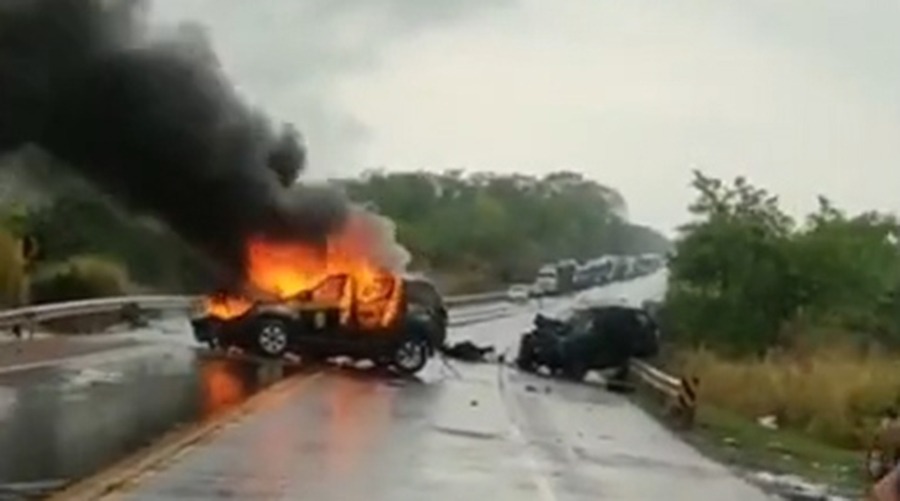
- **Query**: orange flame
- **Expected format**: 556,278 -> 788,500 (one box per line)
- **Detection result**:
204,295 -> 254,320
204,210 -> 404,330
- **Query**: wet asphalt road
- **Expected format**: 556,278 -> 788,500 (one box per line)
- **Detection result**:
0,334 -> 308,499
111,307 -> 771,501
0,301 -> 520,499
0,273 -> 773,500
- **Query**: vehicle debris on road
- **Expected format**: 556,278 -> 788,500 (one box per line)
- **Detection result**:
439,340 -> 495,362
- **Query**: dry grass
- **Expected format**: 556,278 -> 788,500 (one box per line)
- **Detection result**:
678,345 -> 900,448
0,228 -> 26,308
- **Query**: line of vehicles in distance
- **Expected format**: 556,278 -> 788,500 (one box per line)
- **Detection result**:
507,253 -> 666,301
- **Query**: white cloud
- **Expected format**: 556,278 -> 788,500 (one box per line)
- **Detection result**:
151,0 -> 900,235
149,0 -> 512,175
339,0 -> 900,234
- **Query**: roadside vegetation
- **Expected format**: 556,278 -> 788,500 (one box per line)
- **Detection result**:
0,150 -> 669,304
664,170 -> 900,485
339,169 -> 670,290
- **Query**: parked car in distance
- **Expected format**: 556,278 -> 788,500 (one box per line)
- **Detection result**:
507,284 -> 531,302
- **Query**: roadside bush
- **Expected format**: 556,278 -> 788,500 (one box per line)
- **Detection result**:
30,255 -> 130,304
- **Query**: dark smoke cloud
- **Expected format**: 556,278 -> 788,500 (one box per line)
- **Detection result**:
0,0 -> 348,279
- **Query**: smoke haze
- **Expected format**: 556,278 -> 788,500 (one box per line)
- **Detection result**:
0,0 -> 402,285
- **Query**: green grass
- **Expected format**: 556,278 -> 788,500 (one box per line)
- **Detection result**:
686,405 -> 864,494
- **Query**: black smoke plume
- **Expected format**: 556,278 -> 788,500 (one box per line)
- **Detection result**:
0,0 -> 348,282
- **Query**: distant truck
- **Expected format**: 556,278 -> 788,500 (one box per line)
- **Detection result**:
533,260 -> 578,296
555,260 -> 577,294
636,253 -> 664,275
534,264 -> 558,296
574,257 -> 614,289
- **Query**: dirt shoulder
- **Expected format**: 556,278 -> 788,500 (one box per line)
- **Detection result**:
685,406 -> 863,499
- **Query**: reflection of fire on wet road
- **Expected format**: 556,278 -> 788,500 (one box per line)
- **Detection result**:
199,360 -> 251,418
326,377 -> 394,477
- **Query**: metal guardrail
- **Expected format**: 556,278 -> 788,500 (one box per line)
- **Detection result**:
447,302 -> 512,327
0,295 -> 200,330
0,291 -> 510,331
443,291 -> 508,307
630,359 -> 698,429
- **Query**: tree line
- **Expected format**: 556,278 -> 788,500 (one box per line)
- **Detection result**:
337,170 -> 671,288
666,170 -> 900,355
0,151 -> 669,303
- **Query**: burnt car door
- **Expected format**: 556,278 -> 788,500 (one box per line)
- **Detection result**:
403,277 -> 448,346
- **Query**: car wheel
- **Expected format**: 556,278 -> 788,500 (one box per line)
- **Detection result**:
561,360 -> 588,382
255,318 -> 289,357
606,364 -> 633,393
391,337 -> 430,375
516,336 -> 538,372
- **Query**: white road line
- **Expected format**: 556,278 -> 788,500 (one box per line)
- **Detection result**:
508,421 -> 560,501
497,364 -> 559,501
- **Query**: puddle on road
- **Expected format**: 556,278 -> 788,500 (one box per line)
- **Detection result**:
0,349 -> 304,491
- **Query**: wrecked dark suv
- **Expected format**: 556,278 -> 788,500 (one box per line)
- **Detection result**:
515,302 -> 660,384
191,274 -> 447,375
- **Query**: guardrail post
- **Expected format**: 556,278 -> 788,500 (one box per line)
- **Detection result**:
120,302 -> 147,328
25,312 -> 36,340
629,359 -> 700,431
675,376 -> 699,430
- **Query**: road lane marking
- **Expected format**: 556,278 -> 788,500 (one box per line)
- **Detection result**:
497,364 -> 559,501
47,369 -> 323,501
508,422 -> 560,501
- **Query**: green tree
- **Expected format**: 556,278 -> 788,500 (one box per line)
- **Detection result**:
668,170 -> 900,355
335,169 -> 669,289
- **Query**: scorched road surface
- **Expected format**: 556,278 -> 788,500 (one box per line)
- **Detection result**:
110,281 -> 771,500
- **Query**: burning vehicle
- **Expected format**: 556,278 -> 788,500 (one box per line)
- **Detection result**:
191,211 -> 445,376
515,299 -> 660,384
0,1 -> 441,376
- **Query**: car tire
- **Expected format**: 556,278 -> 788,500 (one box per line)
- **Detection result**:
391,336 -> 430,375
516,335 -> 538,372
561,360 -> 588,382
255,317 -> 290,358
606,364 -> 633,393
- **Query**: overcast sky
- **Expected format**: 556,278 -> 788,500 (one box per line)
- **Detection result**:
150,0 -> 900,235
